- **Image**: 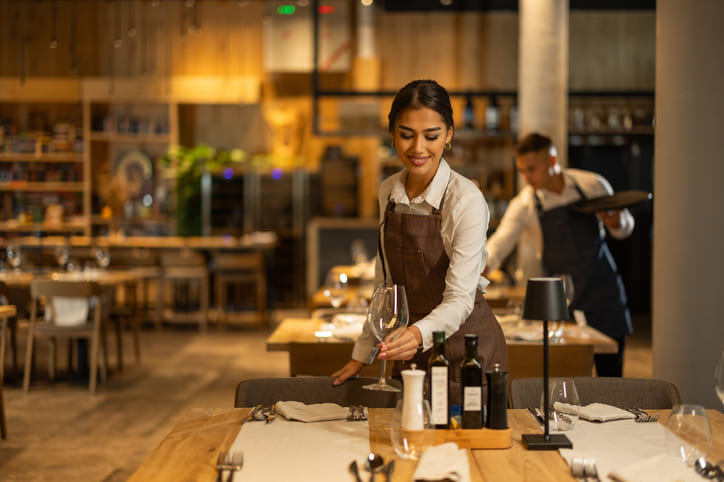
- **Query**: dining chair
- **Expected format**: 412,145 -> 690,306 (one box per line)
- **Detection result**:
159,250 -> 209,331
509,377 -> 682,409
233,376 -> 401,408
212,252 -> 266,329
0,281 -> 31,382
23,280 -> 108,393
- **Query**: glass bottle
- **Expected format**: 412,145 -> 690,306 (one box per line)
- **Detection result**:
461,334 -> 483,429
428,331 -> 450,429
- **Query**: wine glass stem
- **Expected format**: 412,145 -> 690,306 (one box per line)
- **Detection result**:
379,359 -> 388,386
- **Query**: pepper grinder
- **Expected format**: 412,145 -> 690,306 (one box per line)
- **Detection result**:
401,363 -> 426,431
485,363 -> 508,429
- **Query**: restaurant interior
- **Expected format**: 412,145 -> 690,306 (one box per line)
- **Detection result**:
0,1 -> 723,480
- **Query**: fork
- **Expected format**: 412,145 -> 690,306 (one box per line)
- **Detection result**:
215,451 -> 244,482
627,407 -> 659,423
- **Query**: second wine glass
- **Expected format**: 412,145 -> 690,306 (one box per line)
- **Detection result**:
363,284 -> 409,392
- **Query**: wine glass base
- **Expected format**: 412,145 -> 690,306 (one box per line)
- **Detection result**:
362,382 -> 401,392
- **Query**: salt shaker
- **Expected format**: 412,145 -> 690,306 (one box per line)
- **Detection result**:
401,364 -> 426,431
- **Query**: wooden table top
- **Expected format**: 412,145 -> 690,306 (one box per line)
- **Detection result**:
0,268 -> 146,287
129,408 -> 724,482
0,305 -> 17,318
1,234 -> 277,251
266,317 -> 619,354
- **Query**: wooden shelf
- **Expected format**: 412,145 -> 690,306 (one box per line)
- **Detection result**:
88,132 -> 171,144
0,181 -> 84,192
0,220 -> 86,233
0,152 -> 84,162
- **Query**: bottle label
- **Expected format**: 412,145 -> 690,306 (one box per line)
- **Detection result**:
430,366 -> 448,425
463,386 -> 482,412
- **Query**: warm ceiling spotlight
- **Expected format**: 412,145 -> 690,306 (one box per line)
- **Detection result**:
440,0 -> 453,6
361,0 -> 374,6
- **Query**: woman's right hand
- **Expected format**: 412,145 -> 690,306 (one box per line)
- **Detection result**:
332,360 -> 365,386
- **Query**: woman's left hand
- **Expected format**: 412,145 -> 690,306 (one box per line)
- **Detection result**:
377,326 -> 422,361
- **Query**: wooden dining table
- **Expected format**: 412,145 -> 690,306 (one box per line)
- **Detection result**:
266,315 -> 618,378
128,407 -> 724,481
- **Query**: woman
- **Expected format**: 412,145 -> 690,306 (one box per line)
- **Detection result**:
332,80 -> 508,404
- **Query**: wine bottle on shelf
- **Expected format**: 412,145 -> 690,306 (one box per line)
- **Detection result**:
428,331 -> 450,429
461,334 -> 483,429
486,94 -> 500,133
464,94 -> 475,130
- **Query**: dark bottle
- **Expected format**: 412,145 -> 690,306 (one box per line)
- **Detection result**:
464,94 -> 475,129
460,334 -> 483,429
485,363 -> 508,429
428,331 -> 450,429
485,94 -> 500,133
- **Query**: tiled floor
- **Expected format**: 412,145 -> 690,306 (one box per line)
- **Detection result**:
0,310 -> 652,481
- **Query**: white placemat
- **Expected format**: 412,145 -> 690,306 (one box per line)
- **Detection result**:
558,419 -> 703,481
229,418 -> 370,481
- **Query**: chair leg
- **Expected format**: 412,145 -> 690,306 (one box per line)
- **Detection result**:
0,382 -> 6,439
23,316 -> 37,392
48,338 -> 57,382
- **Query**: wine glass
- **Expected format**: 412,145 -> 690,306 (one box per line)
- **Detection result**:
363,284 -> 409,392
95,247 -> 111,269
389,398 -> 434,459
716,346 -> 724,406
322,270 -> 349,309
665,404 -> 712,467
6,243 -> 21,271
55,245 -> 70,271
541,378 -> 580,431
550,274 -> 575,341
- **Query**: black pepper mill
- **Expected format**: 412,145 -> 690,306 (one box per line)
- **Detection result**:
485,363 -> 508,429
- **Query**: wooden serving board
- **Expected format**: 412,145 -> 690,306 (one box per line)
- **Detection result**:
431,427 -> 513,449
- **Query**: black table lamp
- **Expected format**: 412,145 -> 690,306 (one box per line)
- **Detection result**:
521,277 -> 573,450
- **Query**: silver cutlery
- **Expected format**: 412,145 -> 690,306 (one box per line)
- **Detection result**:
383,460 -> 395,482
349,460 -> 363,482
215,451 -> 244,482
570,456 -> 599,482
695,457 -> 724,481
626,407 -> 659,423
527,407 -> 545,428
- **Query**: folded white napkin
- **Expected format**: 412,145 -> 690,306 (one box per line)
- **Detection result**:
48,298 -> 89,326
557,402 -> 636,423
608,454 -> 704,482
413,442 -> 471,482
275,401 -> 349,422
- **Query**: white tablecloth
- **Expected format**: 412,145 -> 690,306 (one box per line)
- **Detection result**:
229,418 -> 370,481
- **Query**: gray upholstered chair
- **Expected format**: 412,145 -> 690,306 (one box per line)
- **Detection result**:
509,377 -> 681,409
234,376 -> 401,408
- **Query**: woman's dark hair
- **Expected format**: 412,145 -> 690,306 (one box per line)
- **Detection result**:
515,132 -> 553,156
387,80 -> 454,132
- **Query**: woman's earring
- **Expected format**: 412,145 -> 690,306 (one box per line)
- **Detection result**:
445,141 -> 452,150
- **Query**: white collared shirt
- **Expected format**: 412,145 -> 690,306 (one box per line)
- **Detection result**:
485,168 -> 635,273
352,158 -> 491,363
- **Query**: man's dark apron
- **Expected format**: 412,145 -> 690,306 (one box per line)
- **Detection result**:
535,180 -> 631,343
380,189 -> 508,406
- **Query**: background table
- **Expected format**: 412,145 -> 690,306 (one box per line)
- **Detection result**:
266,316 -> 618,379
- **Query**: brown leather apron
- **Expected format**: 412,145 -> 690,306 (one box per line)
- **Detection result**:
380,188 -> 508,406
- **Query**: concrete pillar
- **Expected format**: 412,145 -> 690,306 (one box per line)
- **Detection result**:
515,0 -> 569,282
518,0 -> 569,165
653,0 -> 724,408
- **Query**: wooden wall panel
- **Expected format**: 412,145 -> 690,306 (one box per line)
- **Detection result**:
569,12 -> 655,90
0,2 -> 654,93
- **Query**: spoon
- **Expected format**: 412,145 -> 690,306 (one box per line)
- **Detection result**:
695,457 -> 724,481
365,453 -> 385,481
348,460 -> 362,482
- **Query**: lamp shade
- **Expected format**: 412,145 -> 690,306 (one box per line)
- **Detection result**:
522,277 -> 570,321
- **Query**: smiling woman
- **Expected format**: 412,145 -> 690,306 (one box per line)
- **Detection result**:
333,80 -> 508,411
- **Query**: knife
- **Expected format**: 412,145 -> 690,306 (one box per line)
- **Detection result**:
348,460 -> 363,482
527,407 -> 545,428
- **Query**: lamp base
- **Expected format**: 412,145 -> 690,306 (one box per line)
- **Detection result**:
522,433 -> 573,450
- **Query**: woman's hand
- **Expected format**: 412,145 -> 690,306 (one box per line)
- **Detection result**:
332,360 -> 365,386
377,326 -> 422,361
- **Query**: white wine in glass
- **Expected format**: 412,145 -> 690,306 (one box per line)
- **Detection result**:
363,284 -> 409,392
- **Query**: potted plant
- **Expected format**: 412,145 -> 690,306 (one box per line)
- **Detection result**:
160,144 -> 247,236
